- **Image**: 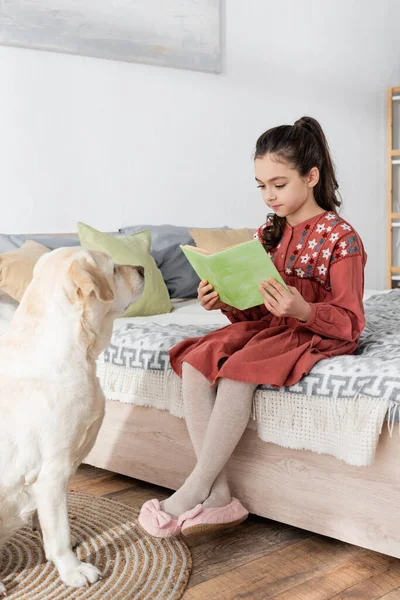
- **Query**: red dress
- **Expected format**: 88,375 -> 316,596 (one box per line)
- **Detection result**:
169,211 -> 367,388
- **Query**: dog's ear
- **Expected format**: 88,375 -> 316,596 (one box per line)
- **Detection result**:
69,259 -> 114,303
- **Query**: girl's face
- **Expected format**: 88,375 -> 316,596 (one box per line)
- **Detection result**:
254,153 -> 319,221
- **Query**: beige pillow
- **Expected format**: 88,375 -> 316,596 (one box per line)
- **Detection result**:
0,240 -> 51,301
189,228 -> 256,254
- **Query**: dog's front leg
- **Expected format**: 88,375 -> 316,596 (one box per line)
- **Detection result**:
33,477 -> 101,588
32,510 -> 78,549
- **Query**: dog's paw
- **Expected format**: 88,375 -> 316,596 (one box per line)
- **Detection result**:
0,581 -> 6,596
61,562 -> 102,588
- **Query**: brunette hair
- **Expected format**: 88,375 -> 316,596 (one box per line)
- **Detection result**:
255,116 -> 341,251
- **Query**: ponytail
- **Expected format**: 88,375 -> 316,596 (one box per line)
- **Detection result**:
255,116 -> 341,252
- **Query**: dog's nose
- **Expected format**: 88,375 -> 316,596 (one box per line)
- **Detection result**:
136,266 -> 145,277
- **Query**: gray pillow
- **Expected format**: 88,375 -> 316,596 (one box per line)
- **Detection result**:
0,233 -> 80,253
0,232 -> 122,253
118,224 -> 230,298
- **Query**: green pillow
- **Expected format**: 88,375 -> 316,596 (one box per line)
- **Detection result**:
77,222 -> 172,317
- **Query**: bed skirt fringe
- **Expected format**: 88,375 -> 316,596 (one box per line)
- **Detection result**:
96,361 -> 398,467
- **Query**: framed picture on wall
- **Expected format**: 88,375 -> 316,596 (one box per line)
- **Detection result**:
0,0 -> 221,73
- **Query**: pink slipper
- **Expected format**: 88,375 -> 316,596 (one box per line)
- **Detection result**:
138,499 -> 203,538
180,497 -> 249,537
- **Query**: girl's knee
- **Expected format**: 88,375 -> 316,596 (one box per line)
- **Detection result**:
218,377 -> 258,394
182,361 -> 197,375
182,361 -> 207,381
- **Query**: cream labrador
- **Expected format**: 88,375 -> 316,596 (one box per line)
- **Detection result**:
0,247 -> 144,592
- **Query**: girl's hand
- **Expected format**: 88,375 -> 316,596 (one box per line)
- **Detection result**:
198,280 -> 233,312
259,278 -> 311,322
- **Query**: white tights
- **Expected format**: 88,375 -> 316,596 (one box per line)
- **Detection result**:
162,362 -> 257,518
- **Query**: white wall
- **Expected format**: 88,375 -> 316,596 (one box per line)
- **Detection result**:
0,0 -> 399,288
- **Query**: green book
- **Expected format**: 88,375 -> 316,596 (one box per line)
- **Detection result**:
180,238 -> 288,310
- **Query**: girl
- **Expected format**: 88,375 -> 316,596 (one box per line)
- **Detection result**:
139,116 -> 367,538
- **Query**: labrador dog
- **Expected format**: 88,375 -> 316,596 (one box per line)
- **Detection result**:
0,247 -> 144,593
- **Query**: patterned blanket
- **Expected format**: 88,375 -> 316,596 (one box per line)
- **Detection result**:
97,290 -> 400,466
103,291 -> 400,403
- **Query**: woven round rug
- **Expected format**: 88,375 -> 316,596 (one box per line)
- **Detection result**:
0,492 -> 192,600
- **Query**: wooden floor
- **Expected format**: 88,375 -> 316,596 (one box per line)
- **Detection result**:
70,465 -> 400,600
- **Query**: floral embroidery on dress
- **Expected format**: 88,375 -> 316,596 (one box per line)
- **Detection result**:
286,212 -> 361,290
255,213 -> 362,291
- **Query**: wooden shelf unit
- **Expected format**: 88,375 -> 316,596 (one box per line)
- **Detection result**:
387,86 -> 400,288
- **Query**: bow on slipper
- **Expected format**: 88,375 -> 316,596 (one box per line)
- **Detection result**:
142,499 -> 173,528
138,499 -> 203,538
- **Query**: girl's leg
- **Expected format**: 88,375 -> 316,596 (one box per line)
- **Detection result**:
163,375 -> 257,518
180,362 -> 231,510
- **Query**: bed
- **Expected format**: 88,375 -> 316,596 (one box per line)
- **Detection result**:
0,230 -> 399,558
81,289 -> 400,558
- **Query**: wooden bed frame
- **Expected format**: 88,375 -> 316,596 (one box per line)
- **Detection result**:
84,400 -> 400,558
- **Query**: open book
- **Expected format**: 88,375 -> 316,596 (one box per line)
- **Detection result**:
180,238 -> 288,310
